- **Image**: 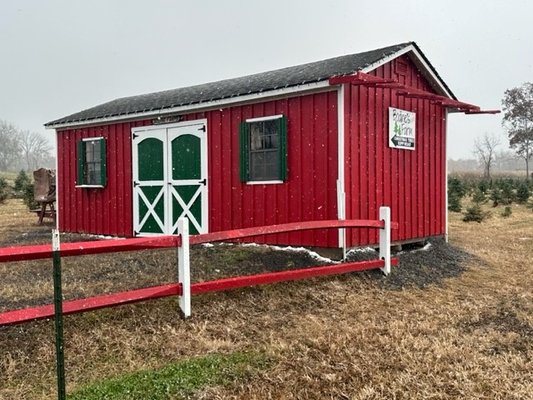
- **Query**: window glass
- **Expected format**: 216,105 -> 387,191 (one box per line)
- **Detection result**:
240,115 -> 287,183
85,140 -> 102,185
78,138 -> 106,187
248,119 -> 280,181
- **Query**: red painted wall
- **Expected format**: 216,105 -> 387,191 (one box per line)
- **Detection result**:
186,91 -> 339,247
57,91 -> 339,247
57,120 -> 150,237
343,55 -> 446,246
57,54 -> 447,248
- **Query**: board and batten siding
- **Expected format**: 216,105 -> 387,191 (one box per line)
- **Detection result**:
343,54 -> 446,247
57,120 -> 151,237
57,90 -> 339,247
184,90 -> 339,247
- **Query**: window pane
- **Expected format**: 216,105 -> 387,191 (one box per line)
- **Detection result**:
84,139 -> 103,185
250,152 -> 264,180
250,151 -> 278,180
265,150 -> 278,169
249,120 -> 279,151
246,118 -> 282,181
93,142 -> 101,159
263,120 -> 277,135
86,163 -> 96,185
250,124 -> 262,151
86,145 -> 94,162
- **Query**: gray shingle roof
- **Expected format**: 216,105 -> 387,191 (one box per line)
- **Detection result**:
45,41 -> 451,127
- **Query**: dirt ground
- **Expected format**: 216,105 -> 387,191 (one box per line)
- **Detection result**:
0,198 -> 532,399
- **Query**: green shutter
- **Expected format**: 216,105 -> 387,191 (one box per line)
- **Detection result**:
99,138 -> 107,186
77,140 -> 85,185
239,122 -> 249,182
278,116 -> 288,181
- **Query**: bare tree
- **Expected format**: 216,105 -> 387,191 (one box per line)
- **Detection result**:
473,133 -> 500,179
502,82 -> 533,179
0,120 -> 21,171
19,130 -> 53,171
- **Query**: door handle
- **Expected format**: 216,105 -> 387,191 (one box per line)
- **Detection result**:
198,178 -> 207,185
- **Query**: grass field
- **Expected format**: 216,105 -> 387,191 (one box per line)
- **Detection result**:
0,198 -> 532,399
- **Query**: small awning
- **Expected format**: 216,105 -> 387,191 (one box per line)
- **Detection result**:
329,72 -> 500,114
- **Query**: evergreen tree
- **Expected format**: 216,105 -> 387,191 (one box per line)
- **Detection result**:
500,181 -> 515,205
0,177 -> 9,204
501,206 -> 512,218
472,188 -> 487,204
516,181 -> 531,203
463,204 -> 489,223
448,177 -> 466,198
448,193 -> 462,212
14,170 -> 31,192
490,187 -> 503,207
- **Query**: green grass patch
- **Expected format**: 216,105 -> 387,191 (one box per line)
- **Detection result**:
69,351 -> 270,400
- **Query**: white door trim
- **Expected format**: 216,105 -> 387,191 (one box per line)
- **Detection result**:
167,121 -> 208,235
132,119 -> 208,236
132,127 -> 168,236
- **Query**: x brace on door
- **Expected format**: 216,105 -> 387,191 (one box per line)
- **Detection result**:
137,185 -> 166,233
170,185 -> 203,234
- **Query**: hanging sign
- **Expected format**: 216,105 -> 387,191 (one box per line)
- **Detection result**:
389,107 -> 416,150
152,115 -> 184,125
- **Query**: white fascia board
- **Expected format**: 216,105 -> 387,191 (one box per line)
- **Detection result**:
362,44 -> 454,99
47,81 -> 331,130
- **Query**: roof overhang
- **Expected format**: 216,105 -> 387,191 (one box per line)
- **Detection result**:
329,72 -> 500,114
46,43 -> 498,130
45,80 -> 333,130
361,43 -> 456,100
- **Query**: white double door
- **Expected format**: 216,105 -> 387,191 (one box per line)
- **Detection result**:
132,120 -> 208,235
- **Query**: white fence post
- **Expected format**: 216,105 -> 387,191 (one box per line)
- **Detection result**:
379,206 -> 391,276
177,217 -> 191,318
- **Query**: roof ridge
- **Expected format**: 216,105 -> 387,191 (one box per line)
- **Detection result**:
117,41 -> 416,101
47,41 -> 447,128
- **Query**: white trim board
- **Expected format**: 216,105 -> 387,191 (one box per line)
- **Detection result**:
336,86 -> 346,254
246,114 -> 284,123
362,44 -> 454,99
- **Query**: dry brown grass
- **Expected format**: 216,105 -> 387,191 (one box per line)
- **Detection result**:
0,198 -> 532,399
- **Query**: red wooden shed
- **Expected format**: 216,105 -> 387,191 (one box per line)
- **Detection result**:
45,42 -> 495,251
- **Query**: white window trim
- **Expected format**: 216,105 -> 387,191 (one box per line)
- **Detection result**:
244,115 -> 285,183
246,114 -> 284,123
79,137 -> 106,187
246,180 -> 284,185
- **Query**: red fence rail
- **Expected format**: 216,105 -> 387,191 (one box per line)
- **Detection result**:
0,210 -> 397,326
0,236 -> 181,263
0,258 -> 400,326
0,219 -> 396,263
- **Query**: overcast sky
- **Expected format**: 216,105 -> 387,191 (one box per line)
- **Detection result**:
1,0 -> 532,160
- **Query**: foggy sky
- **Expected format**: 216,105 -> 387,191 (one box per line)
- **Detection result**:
1,0 -> 532,160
